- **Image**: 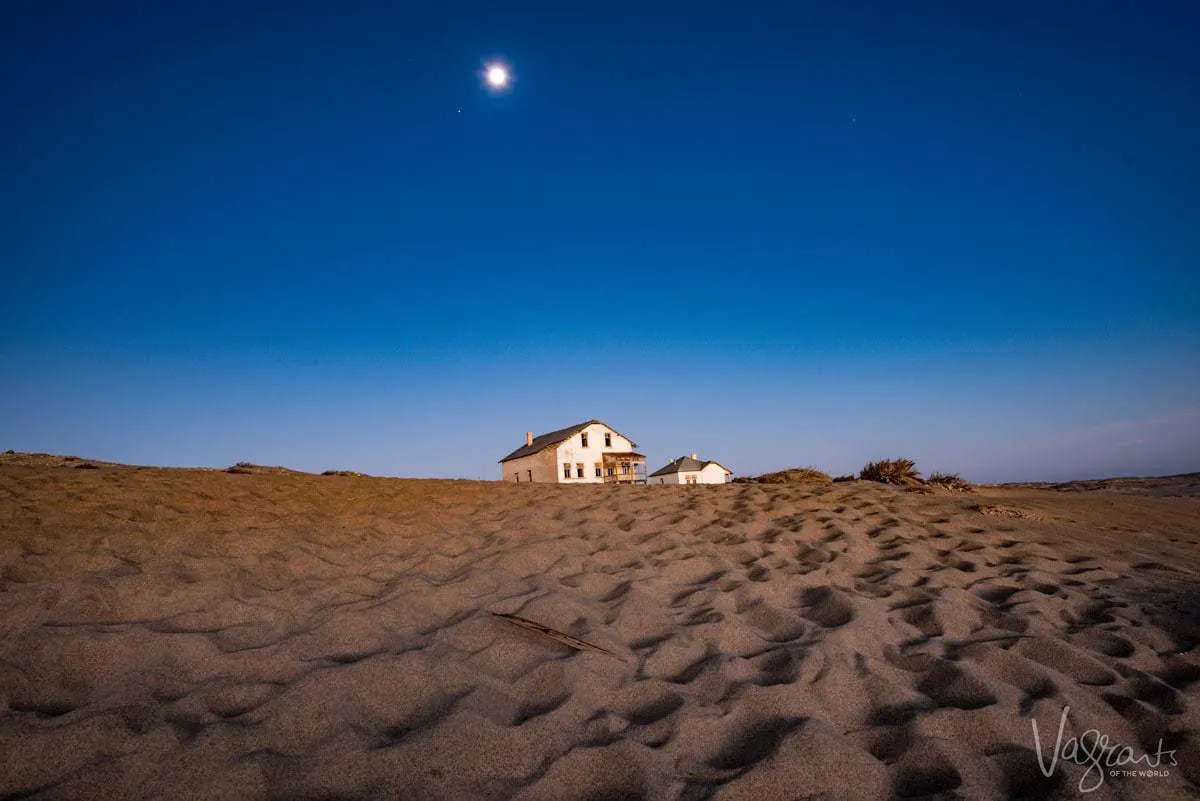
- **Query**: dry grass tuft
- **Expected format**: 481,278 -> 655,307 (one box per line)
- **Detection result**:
226,462 -> 307,475
753,467 -> 833,485
859,458 -> 922,486
491,612 -> 629,663
927,472 -> 971,491
977,504 -> 1043,521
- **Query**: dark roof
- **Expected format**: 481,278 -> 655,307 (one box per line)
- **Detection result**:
498,420 -> 638,463
649,456 -> 733,477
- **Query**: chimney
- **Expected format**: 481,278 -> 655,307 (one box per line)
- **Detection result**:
526,431 -> 534,446
690,453 -> 698,460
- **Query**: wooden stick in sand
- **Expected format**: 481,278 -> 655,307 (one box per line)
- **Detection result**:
491,612 -> 631,664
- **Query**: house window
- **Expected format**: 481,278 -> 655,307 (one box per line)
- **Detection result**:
607,467 -> 615,476
621,463 -> 628,474
576,463 -> 584,478
604,433 -> 612,447
527,470 -> 532,482
581,432 -> 588,448
563,463 -> 571,479
686,475 -> 698,485
594,463 -> 602,477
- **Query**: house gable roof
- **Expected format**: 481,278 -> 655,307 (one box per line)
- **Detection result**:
498,420 -> 637,463
649,456 -> 733,477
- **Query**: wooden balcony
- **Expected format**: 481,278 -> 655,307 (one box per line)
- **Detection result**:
602,452 -> 647,484
602,473 -> 645,484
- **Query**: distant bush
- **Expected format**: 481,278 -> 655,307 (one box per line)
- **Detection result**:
754,467 -> 832,485
74,462 -> 100,470
226,462 -> 303,475
831,474 -> 857,483
927,472 -> 971,491
322,469 -> 367,477
859,458 -> 922,486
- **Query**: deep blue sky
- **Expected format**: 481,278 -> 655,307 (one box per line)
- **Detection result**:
3,0 -> 1198,482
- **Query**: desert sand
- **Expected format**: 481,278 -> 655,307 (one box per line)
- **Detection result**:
1,454 -> 1198,800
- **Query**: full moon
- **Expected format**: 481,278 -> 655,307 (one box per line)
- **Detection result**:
485,64 -> 509,88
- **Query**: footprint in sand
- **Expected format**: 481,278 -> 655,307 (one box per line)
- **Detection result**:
890,737 -> 964,798
916,662 -> 998,710
797,586 -> 856,628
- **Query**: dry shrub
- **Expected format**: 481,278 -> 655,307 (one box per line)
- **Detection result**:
831,474 -> 857,483
977,504 -> 1042,520
226,462 -> 303,475
322,470 -> 367,477
859,458 -> 922,486
927,472 -> 971,491
755,467 -> 833,485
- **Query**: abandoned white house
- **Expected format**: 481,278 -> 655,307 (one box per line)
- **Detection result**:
648,454 -> 733,485
500,420 -> 648,484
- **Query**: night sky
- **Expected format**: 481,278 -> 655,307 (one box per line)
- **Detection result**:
3,0 -> 1198,481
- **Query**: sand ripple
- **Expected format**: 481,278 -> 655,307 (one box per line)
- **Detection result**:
1,462 -> 1198,799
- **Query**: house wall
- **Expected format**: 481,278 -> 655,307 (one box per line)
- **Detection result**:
652,464 -> 732,485
553,422 -> 640,484
501,448 -> 558,483
501,422 -> 640,483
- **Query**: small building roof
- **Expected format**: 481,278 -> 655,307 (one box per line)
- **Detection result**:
499,420 -> 638,463
649,455 -> 733,477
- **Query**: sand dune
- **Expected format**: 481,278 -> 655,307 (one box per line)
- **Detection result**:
1,456 -> 1198,799
995,473 -> 1200,498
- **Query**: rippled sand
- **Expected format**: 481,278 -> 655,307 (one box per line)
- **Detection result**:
1,456 -> 1198,800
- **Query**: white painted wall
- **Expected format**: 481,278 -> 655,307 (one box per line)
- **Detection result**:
651,461 -> 732,485
554,422 -> 641,484
699,463 -> 732,484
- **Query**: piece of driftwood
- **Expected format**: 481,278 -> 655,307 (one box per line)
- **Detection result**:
490,612 -> 630,664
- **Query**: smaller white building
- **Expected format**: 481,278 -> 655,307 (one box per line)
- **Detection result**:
649,454 -> 732,485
